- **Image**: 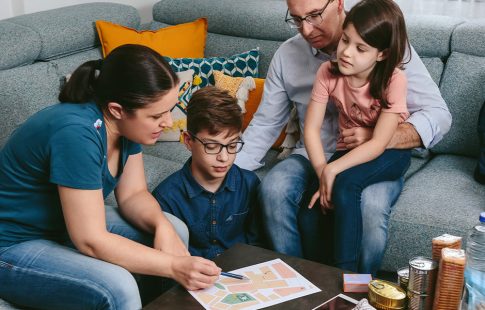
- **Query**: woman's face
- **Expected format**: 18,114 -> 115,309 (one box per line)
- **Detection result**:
119,86 -> 179,145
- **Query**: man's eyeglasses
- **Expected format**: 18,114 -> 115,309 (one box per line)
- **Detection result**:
285,0 -> 333,29
188,132 -> 244,155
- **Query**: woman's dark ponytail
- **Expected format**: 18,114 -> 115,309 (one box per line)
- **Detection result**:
58,59 -> 101,103
58,44 -> 178,112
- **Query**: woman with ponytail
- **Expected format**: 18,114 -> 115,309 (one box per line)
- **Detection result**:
0,44 -> 221,309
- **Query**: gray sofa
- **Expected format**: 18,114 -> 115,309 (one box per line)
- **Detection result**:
0,0 -> 484,308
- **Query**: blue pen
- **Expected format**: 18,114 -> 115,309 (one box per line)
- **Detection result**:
221,271 -> 249,280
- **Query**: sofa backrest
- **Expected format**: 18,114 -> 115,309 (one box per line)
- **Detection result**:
433,20 -> 485,156
0,3 -> 140,148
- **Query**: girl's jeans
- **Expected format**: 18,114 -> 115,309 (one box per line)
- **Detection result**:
259,152 -> 408,274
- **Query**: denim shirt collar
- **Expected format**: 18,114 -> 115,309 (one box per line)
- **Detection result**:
181,157 -> 237,198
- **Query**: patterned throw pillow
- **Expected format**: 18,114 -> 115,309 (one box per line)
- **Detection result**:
157,69 -> 194,142
165,49 -> 259,91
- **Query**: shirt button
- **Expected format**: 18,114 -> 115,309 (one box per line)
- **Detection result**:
212,199 -> 216,204
212,220 -> 217,225
212,239 -> 217,244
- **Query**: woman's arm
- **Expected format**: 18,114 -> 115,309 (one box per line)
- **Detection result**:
113,153 -> 188,256
304,99 -> 329,177
58,185 -> 220,290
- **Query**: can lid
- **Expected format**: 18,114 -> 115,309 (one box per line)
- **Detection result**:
368,280 -> 407,300
409,257 -> 437,270
480,212 -> 485,223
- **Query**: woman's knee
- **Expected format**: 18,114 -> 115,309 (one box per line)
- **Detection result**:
88,265 -> 141,310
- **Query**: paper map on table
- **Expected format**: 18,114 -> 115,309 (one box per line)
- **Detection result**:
189,258 -> 321,310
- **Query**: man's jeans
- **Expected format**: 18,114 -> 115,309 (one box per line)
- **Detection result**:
0,206 -> 189,310
259,154 -> 404,275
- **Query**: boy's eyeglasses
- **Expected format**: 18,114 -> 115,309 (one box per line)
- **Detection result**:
188,132 -> 244,155
285,0 -> 333,29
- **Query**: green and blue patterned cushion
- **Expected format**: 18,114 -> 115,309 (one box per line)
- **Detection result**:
157,69 -> 194,142
165,48 -> 259,91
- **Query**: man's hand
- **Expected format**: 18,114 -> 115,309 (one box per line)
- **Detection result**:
171,256 -> 221,290
341,127 -> 373,149
154,224 -> 190,257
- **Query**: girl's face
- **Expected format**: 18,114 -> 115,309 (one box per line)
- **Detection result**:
336,23 -> 386,86
119,86 -> 179,145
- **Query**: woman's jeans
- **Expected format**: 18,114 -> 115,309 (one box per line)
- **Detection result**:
259,153 -> 408,274
0,206 -> 189,310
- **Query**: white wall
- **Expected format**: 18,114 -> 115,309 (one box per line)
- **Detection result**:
0,0 -> 158,23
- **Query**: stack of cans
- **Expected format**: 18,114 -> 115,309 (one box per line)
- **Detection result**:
396,267 -> 409,291
407,256 -> 438,310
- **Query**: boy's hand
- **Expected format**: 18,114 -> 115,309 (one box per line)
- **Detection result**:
171,256 -> 221,290
154,224 -> 190,257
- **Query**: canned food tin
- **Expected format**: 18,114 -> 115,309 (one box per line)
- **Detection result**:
368,279 -> 407,310
397,266 -> 409,291
408,256 -> 438,294
407,290 -> 434,310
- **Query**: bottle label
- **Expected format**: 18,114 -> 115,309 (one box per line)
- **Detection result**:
476,225 -> 485,233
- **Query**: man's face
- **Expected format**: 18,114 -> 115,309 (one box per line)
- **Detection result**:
286,0 -> 343,52
184,129 -> 241,185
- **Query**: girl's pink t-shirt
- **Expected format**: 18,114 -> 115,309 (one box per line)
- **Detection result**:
311,62 -> 409,150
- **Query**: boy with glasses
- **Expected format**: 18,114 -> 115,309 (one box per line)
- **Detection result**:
152,86 -> 264,259
235,0 -> 451,274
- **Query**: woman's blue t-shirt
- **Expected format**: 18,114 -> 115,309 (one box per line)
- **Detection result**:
0,103 -> 142,246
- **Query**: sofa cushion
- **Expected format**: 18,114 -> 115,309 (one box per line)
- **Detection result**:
96,18 -> 207,58
405,15 -> 463,58
152,0 -> 294,42
166,49 -> 260,90
0,63 -> 60,148
0,21 -> 41,70
382,155 -> 485,270
433,52 -> 485,156
5,3 -> 139,61
451,20 -> 485,57
420,57 -> 444,86
143,142 -> 191,164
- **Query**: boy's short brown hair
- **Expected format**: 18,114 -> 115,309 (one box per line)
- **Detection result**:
187,86 -> 243,136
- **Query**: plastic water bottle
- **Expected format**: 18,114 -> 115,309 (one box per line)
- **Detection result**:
462,212 -> 485,310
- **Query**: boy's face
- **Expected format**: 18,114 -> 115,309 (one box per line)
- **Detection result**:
184,128 -> 241,185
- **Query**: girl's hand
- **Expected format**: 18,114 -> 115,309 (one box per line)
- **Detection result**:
154,224 -> 190,257
171,256 -> 221,291
308,190 -> 331,215
319,164 -> 337,209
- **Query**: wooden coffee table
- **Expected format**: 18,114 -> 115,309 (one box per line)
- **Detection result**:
144,243 -> 366,309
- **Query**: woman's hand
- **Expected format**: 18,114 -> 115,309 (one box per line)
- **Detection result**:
154,224 -> 190,257
171,256 -> 221,290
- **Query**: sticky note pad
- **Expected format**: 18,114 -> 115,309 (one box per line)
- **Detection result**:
343,274 -> 372,293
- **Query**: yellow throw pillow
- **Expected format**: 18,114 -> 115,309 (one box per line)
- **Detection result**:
213,72 -> 286,149
96,18 -> 207,58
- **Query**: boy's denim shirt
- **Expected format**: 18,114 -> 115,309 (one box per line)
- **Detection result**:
152,157 -> 262,259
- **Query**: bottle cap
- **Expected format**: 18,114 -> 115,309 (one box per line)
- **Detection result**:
480,212 -> 485,223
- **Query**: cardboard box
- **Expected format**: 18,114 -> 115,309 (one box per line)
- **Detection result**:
343,274 -> 372,293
